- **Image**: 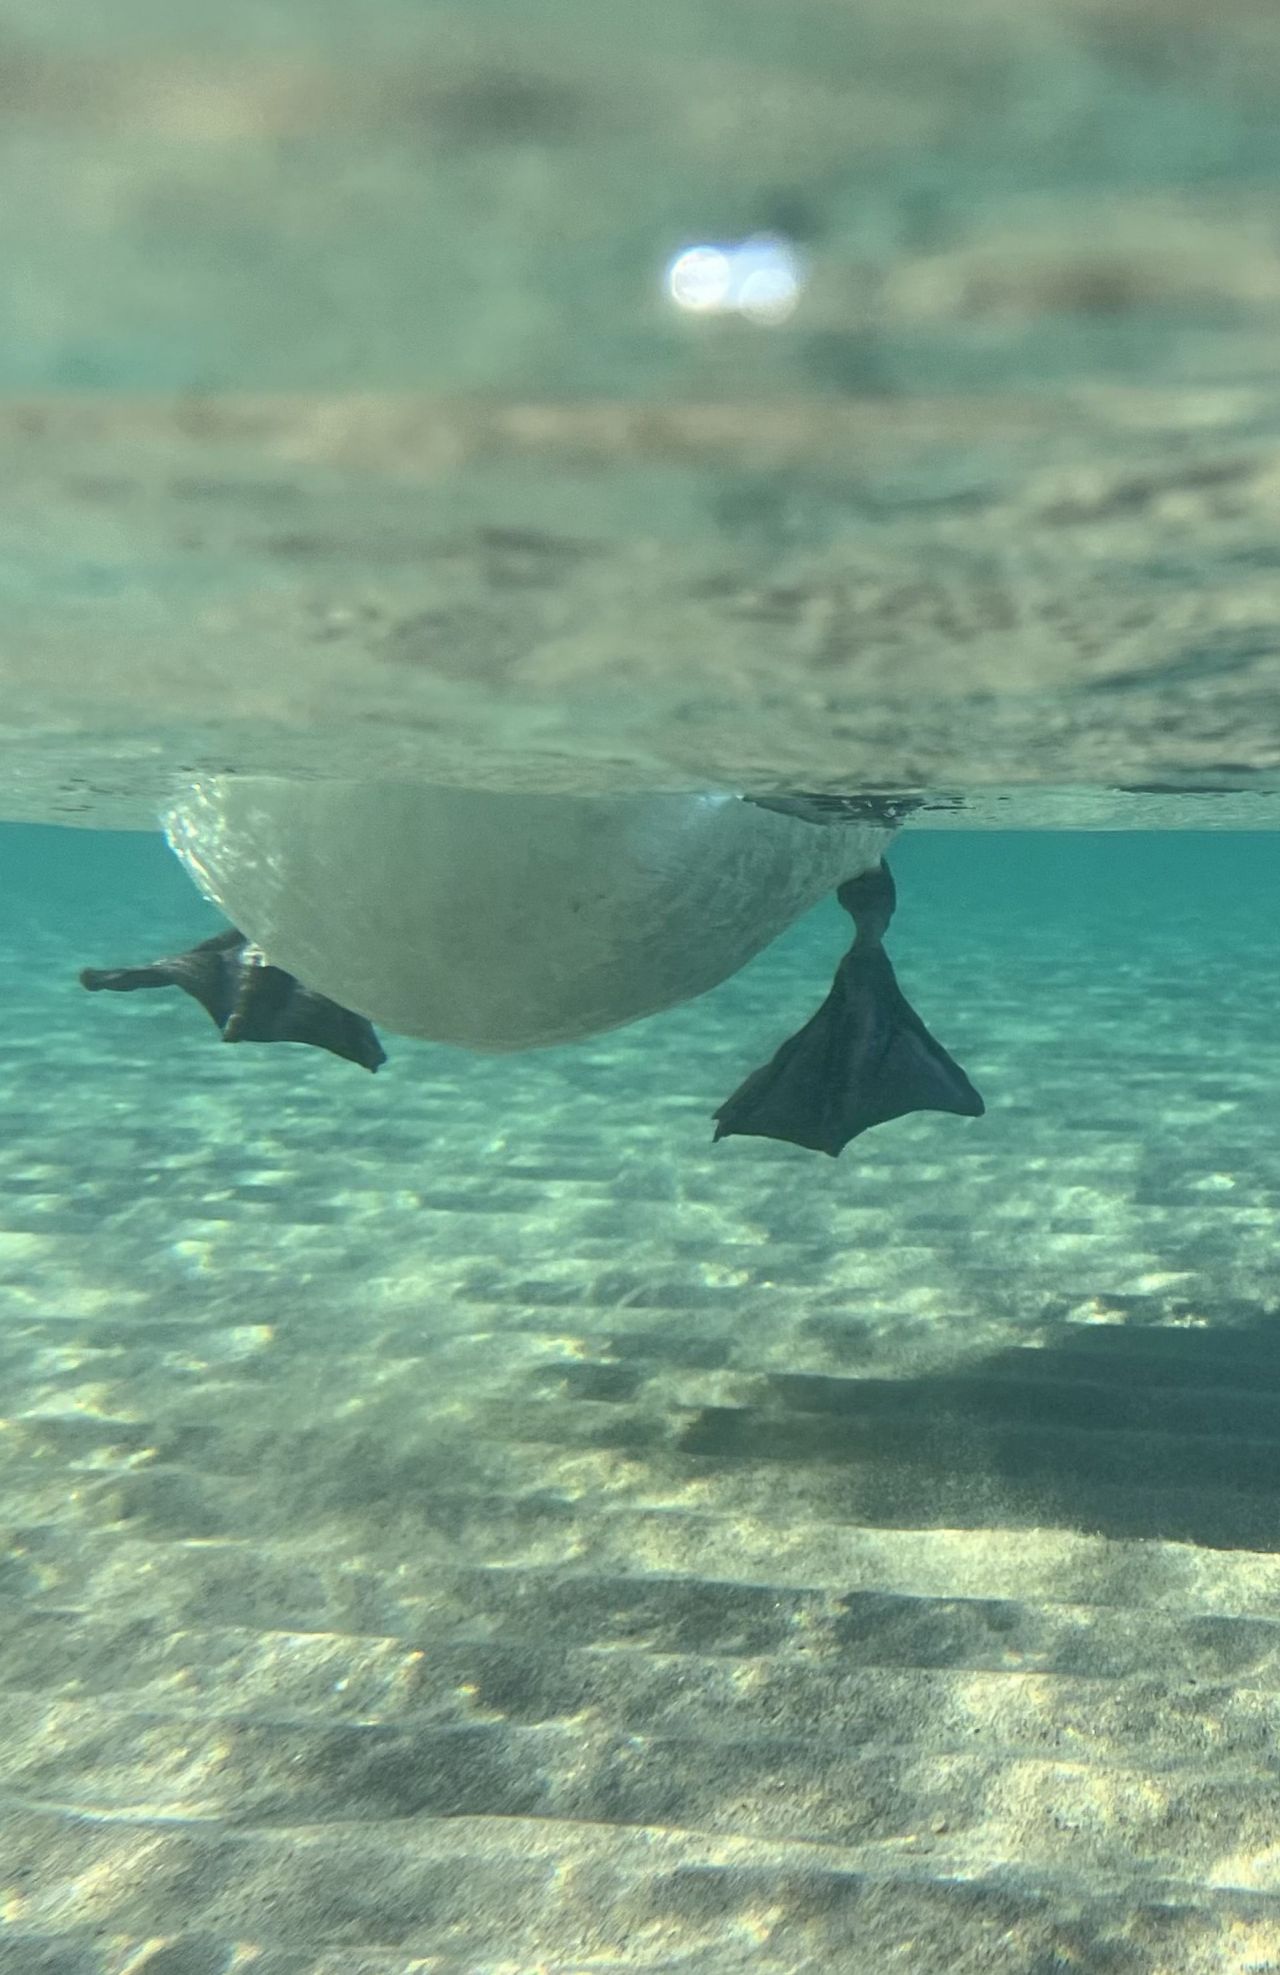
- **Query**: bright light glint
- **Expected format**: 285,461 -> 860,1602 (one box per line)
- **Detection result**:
667,246 -> 733,313
666,234 -> 803,324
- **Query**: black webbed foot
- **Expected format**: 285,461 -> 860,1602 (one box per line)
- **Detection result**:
80,929 -> 386,1072
713,861 -> 983,1156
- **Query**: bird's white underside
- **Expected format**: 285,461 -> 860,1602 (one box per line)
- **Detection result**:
164,779 -> 892,1051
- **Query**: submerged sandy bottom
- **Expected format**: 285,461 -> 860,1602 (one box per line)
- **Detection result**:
1,826 -> 1280,1973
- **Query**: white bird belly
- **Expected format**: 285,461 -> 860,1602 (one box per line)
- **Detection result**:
165,778 -> 891,1050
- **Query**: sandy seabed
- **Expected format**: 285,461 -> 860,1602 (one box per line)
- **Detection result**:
1,827 -> 1280,1975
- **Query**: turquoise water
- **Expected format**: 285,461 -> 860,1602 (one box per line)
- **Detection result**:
8,0 -> 1280,1962
3,820 -> 1280,1971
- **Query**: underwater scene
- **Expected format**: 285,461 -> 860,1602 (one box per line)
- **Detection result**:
6,0 -> 1280,1968
3,820 -> 1280,1974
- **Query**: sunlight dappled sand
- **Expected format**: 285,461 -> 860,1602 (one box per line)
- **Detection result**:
0,829 -> 1279,1971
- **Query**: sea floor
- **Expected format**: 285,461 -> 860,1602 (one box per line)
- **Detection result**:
2,824 -> 1280,1974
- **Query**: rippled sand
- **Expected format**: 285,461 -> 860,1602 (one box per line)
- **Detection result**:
1,826 -> 1279,1972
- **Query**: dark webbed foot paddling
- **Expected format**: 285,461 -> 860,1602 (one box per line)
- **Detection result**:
80,928 -> 386,1072
713,861 -> 983,1157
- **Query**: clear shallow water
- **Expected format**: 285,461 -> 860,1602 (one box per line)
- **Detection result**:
7,3 -> 1280,1964
2,820 -> 1280,1972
